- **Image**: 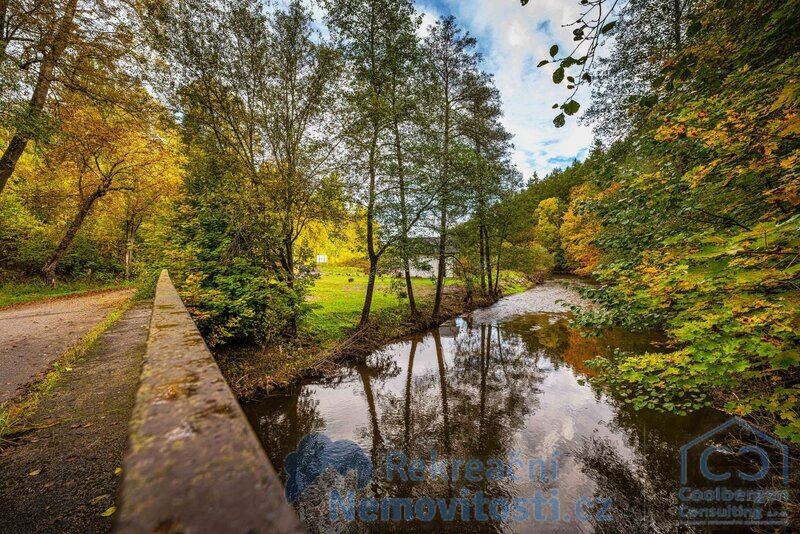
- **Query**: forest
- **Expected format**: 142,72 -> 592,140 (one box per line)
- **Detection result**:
1,0 -> 798,447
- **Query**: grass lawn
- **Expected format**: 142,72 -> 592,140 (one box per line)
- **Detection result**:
302,272 -> 456,343
301,269 -> 531,344
0,279 -> 135,308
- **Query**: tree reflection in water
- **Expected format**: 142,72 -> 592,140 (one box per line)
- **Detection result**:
243,287 -> 736,533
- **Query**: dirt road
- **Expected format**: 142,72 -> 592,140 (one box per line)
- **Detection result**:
0,300 -> 151,533
0,289 -> 135,403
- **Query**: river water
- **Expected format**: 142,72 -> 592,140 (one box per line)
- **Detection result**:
244,279 -> 790,533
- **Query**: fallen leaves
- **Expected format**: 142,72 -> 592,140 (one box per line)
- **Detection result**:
101,506 -> 116,517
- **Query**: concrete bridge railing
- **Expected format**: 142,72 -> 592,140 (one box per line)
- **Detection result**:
115,270 -> 304,533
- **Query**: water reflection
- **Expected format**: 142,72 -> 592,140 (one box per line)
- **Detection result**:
244,281 -> 769,533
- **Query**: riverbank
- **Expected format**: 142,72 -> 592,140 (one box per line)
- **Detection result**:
217,278 -> 534,400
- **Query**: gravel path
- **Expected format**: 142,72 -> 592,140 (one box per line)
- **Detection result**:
0,300 -> 151,533
0,289 -> 135,403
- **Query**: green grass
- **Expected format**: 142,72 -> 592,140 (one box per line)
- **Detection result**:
301,273 -> 447,343
301,270 -> 534,343
0,279 -> 135,308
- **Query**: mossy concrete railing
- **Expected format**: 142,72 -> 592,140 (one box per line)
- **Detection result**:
115,270 -> 304,533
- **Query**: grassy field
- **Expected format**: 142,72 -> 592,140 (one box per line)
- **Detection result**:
219,268 -> 535,397
300,269 -> 530,344
301,272 -> 445,343
0,279 -> 135,308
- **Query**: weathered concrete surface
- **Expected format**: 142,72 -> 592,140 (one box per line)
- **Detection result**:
0,288 -> 135,403
0,300 -> 151,533
115,270 -> 304,534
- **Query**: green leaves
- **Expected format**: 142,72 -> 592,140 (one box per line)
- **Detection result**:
553,112 -> 565,127
549,44 -> 559,57
552,66 -> 564,84
601,21 -> 616,34
537,59 -> 549,67
687,20 -> 702,38
563,100 -> 580,115
520,0 -> 530,5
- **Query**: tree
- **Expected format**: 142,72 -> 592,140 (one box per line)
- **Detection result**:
168,0 -> 343,334
0,0 -> 149,194
39,92 -> 178,285
423,16 -> 481,318
323,0 -> 433,325
458,70 -> 512,297
584,0 -> 696,139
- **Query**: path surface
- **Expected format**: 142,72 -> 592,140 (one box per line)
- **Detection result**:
0,289 -> 135,403
0,300 -> 151,533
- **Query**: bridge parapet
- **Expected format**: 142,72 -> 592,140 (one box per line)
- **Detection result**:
115,270 -> 304,533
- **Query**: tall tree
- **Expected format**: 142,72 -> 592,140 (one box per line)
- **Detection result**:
0,0 -> 148,194
459,70 -> 512,297
323,0 -> 430,326
584,0 -> 695,139
168,0 -> 342,333
423,16 -> 481,317
40,92 -> 177,285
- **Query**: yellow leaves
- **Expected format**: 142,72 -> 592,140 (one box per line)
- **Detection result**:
597,182 -> 621,199
779,150 -> 799,169
683,160 -> 720,188
780,111 -> 800,136
560,198 -> 601,275
100,506 -> 116,517
761,141 -> 779,156
654,121 -> 686,142
685,126 -> 702,140
28,469 -> 42,476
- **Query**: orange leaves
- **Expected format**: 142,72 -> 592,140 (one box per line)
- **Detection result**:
654,121 -> 686,142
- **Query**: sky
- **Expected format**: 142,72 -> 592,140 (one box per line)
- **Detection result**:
415,0 -> 595,180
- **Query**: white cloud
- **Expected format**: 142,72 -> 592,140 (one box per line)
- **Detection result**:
417,7 -> 440,38
416,0 -> 596,180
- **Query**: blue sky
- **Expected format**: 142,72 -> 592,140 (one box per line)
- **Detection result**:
415,0 -> 594,179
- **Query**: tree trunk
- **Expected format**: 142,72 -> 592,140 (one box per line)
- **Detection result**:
432,99 -> 451,318
0,0 -> 8,56
433,203 -> 447,318
492,229 -> 505,298
360,129 -> 380,327
393,116 -> 417,317
42,187 -> 105,286
123,214 -> 142,281
484,227 -> 492,296
479,222 -> 486,294
124,223 -> 135,281
0,0 -> 78,195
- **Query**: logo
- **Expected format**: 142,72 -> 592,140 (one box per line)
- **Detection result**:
286,436 -> 613,525
283,433 -> 372,503
678,417 -> 791,526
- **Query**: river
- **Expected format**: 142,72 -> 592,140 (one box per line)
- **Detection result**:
244,279 -> 787,533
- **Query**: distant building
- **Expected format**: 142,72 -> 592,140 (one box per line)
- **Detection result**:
406,237 -> 456,279
408,256 -> 454,279
315,254 -> 328,264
